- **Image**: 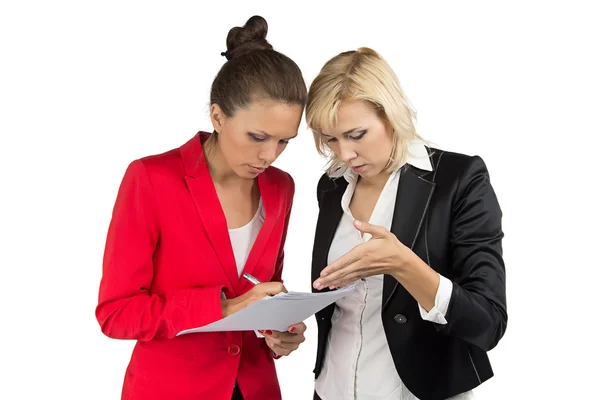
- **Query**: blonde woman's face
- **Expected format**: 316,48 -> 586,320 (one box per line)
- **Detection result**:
321,100 -> 394,178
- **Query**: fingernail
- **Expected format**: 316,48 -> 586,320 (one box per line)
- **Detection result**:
321,271 -> 328,277
289,326 -> 296,333
355,220 -> 362,226
265,330 -> 273,335
315,282 -> 322,289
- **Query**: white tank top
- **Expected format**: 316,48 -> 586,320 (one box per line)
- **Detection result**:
228,198 -> 265,276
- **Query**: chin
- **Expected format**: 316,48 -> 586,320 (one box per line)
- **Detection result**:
238,171 -> 256,179
236,167 -> 260,179
357,167 -> 385,179
356,168 -> 374,177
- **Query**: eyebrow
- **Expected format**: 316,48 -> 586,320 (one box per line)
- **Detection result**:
322,127 -> 363,137
256,129 -> 298,139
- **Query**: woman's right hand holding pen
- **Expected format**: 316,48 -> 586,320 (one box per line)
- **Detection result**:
220,282 -> 287,318
219,279 -> 306,357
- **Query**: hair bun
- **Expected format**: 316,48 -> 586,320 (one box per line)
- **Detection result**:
223,15 -> 273,60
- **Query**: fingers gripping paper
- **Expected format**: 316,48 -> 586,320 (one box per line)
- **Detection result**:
177,284 -> 357,335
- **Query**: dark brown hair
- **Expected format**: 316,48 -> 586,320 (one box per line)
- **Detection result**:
210,16 -> 307,117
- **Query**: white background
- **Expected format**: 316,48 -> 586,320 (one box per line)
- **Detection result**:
1,1 -> 599,399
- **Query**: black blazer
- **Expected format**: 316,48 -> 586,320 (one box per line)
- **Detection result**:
311,148 -> 507,400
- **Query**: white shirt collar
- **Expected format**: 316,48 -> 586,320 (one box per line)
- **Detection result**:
340,142 -> 433,183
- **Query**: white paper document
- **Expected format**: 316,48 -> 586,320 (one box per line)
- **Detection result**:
177,284 -> 357,335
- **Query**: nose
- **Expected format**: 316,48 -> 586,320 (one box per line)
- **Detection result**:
259,142 -> 279,165
336,140 -> 357,164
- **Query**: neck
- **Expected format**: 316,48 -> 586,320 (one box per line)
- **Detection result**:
357,169 -> 393,190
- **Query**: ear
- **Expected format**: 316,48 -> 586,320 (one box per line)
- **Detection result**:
210,103 -> 227,133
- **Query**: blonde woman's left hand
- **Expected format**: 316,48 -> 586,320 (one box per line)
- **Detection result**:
313,220 -> 415,290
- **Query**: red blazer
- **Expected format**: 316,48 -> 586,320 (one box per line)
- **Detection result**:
96,132 -> 295,400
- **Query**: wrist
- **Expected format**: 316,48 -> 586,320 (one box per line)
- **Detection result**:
391,248 -> 419,280
221,297 -> 240,318
222,292 -> 248,317
220,298 -> 231,318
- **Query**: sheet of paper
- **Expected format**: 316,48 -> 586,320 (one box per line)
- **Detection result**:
176,284 -> 357,335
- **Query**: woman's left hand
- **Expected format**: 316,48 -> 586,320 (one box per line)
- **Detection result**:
314,220 -> 415,290
260,322 -> 307,357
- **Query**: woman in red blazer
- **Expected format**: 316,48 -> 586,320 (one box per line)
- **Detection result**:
95,16 -> 308,400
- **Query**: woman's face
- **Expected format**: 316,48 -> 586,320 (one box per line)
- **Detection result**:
320,100 -> 395,179
211,98 -> 303,179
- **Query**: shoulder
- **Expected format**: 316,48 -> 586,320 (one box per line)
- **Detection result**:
317,172 -> 336,192
265,165 -> 295,192
427,147 -> 491,185
122,147 -> 185,188
265,167 -> 295,215
428,147 -> 486,171
428,147 -> 498,211
316,172 -> 345,204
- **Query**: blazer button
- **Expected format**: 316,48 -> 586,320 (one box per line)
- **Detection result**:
394,314 -> 407,324
228,344 -> 241,356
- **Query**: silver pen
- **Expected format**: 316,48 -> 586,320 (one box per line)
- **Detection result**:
221,273 -> 268,302
242,273 -> 261,285
242,273 -> 274,297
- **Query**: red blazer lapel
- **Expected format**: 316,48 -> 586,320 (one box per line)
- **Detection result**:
240,170 -> 283,283
180,133 -> 239,294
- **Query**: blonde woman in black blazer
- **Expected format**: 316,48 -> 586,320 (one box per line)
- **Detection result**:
305,48 -> 507,400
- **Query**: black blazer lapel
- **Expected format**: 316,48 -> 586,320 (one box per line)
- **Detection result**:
311,177 -> 347,292
383,166 -> 436,310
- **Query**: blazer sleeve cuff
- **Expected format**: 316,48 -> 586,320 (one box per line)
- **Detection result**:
175,286 -> 225,334
418,274 -> 453,325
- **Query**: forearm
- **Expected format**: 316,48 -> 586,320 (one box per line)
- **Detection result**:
96,286 -> 225,341
391,252 -> 440,312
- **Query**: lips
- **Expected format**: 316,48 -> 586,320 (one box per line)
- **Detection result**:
248,165 -> 266,174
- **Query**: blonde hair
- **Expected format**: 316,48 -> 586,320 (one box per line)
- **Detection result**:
306,47 -> 426,176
